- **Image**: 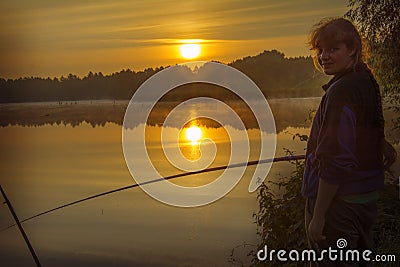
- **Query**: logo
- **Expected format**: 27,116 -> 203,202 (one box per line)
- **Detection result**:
122,61 -> 276,207
336,238 -> 347,249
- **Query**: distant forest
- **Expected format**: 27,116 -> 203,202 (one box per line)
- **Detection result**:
0,50 -> 327,103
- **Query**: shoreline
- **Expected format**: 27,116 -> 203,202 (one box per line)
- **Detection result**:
0,97 -> 398,141
0,98 -> 321,131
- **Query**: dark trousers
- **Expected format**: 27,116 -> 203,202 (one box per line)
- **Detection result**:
305,197 -> 377,267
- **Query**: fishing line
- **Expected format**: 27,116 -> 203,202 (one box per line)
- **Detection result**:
1,154 -> 305,232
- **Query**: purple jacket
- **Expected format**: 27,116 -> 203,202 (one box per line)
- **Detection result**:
302,67 -> 384,198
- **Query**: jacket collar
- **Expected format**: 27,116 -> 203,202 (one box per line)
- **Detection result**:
322,71 -> 348,92
321,62 -> 368,92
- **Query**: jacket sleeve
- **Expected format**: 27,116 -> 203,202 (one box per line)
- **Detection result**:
315,88 -> 358,184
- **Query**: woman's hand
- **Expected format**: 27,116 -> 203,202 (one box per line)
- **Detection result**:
383,139 -> 397,170
308,215 -> 326,244
308,179 -> 338,245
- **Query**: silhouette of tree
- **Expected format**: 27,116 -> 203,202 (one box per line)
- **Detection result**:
346,0 -> 400,100
0,50 -> 327,103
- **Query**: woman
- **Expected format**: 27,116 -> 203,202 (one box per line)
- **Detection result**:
302,17 -> 396,266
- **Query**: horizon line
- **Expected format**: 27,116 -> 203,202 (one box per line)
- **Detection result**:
0,49 -> 312,80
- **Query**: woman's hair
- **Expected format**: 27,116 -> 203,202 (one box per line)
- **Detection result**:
308,17 -> 367,70
309,17 -> 387,156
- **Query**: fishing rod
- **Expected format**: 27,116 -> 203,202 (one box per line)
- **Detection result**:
1,185 -> 42,267
1,154 -> 305,232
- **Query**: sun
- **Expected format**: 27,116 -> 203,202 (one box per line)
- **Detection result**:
179,43 -> 201,59
185,126 -> 202,145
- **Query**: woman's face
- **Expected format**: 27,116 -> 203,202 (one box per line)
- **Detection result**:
317,42 -> 355,75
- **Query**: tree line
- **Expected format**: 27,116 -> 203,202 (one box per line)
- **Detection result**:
0,50 -> 327,103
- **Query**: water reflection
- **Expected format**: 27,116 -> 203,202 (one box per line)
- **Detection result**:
0,99 -> 315,267
183,125 -> 202,146
179,121 -> 208,161
0,97 -> 320,132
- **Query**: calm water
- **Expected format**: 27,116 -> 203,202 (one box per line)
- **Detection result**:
0,98 -> 318,267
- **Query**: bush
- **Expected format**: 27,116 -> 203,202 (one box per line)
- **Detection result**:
251,149 -> 307,267
372,181 -> 400,267
230,140 -> 399,266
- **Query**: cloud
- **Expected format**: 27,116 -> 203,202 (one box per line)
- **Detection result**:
0,0 -> 348,77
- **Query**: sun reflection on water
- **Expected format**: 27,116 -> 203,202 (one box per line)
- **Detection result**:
185,125 -> 202,146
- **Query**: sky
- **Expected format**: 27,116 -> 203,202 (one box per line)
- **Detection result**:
0,0 -> 349,79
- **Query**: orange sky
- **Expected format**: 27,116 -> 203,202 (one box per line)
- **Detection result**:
0,0 -> 348,78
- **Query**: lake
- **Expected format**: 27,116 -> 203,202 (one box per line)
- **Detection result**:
0,98 -> 319,267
